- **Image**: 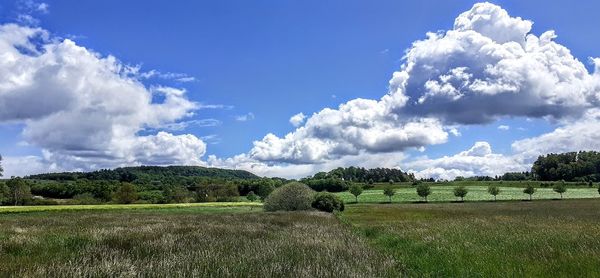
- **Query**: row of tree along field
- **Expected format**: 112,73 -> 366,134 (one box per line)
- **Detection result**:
1,151 -> 600,206
345,183 -> 600,203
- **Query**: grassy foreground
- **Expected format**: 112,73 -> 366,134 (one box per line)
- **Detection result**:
0,207 -> 395,277
340,199 -> 600,277
336,185 -> 599,203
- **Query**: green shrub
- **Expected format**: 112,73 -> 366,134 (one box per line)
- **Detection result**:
138,190 -> 166,204
114,183 -> 138,204
263,182 -> 315,212
70,193 -> 101,205
246,191 -> 258,202
312,192 -> 345,212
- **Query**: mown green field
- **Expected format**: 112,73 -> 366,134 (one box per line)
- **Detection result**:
0,201 -> 262,214
336,185 -> 599,203
0,205 -> 395,277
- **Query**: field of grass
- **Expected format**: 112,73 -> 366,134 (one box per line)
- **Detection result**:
0,207 -> 395,277
0,201 -> 262,214
339,199 -> 600,277
337,185 -> 599,203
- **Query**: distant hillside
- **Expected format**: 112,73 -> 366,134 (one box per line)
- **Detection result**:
26,166 -> 259,182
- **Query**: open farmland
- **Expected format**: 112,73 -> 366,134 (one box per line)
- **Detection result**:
0,206 -> 396,277
336,185 -> 599,203
340,199 -> 600,277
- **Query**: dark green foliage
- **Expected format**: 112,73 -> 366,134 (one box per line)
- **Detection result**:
263,182 -> 315,211
163,185 -> 193,203
453,186 -> 468,201
487,185 -> 501,201
416,184 -> 431,202
138,190 -> 167,204
553,182 -> 567,199
523,185 -> 536,200
304,167 -> 415,187
246,191 -> 258,202
27,165 -> 259,181
6,177 -> 32,206
0,183 -> 9,205
383,186 -> 396,203
195,184 -> 239,202
349,184 -> 363,203
312,192 -> 344,212
501,172 -> 533,181
532,151 -> 600,181
114,183 -> 138,204
301,178 -> 349,192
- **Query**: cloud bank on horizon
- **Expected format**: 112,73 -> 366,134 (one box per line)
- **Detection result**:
1,2 -> 600,179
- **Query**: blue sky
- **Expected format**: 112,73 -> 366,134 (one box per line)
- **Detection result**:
1,1 -> 599,179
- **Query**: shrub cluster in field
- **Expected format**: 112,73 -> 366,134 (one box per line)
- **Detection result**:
263,182 -> 345,213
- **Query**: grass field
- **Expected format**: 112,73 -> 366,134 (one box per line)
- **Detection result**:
0,206 -> 395,277
336,185 -> 599,203
0,202 -> 261,214
339,199 -> 600,277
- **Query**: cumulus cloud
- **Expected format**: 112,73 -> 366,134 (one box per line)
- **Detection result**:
407,141 -> 528,180
0,23 -> 207,173
498,125 -> 510,130
392,2 -> 600,124
242,2 -> 600,167
289,112 -> 306,127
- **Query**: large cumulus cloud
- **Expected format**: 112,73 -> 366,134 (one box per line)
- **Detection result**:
0,23 -> 207,173
244,2 -> 600,172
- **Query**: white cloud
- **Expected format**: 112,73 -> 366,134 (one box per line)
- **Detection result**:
391,2 -> 600,124
407,141 -> 528,180
289,112 -> 306,127
498,125 -> 510,130
0,24 -> 207,174
235,112 -> 255,122
511,109 -> 600,163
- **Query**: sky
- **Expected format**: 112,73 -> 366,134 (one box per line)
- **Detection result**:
1,0 -> 600,179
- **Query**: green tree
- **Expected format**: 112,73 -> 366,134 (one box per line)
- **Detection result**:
349,184 -> 363,203
246,191 -> 258,202
163,185 -> 192,203
0,183 -> 9,205
6,177 -> 32,206
453,186 -> 468,202
383,186 -> 396,203
114,183 -> 138,204
416,184 -> 431,202
553,182 -> 567,199
487,185 -> 501,201
256,183 -> 275,201
523,185 -> 536,201
388,179 -> 394,185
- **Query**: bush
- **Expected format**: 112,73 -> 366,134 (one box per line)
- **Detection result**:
246,191 -> 258,202
114,183 -> 138,204
138,190 -> 167,204
263,182 -> 315,212
70,193 -> 101,205
312,192 -> 345,212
